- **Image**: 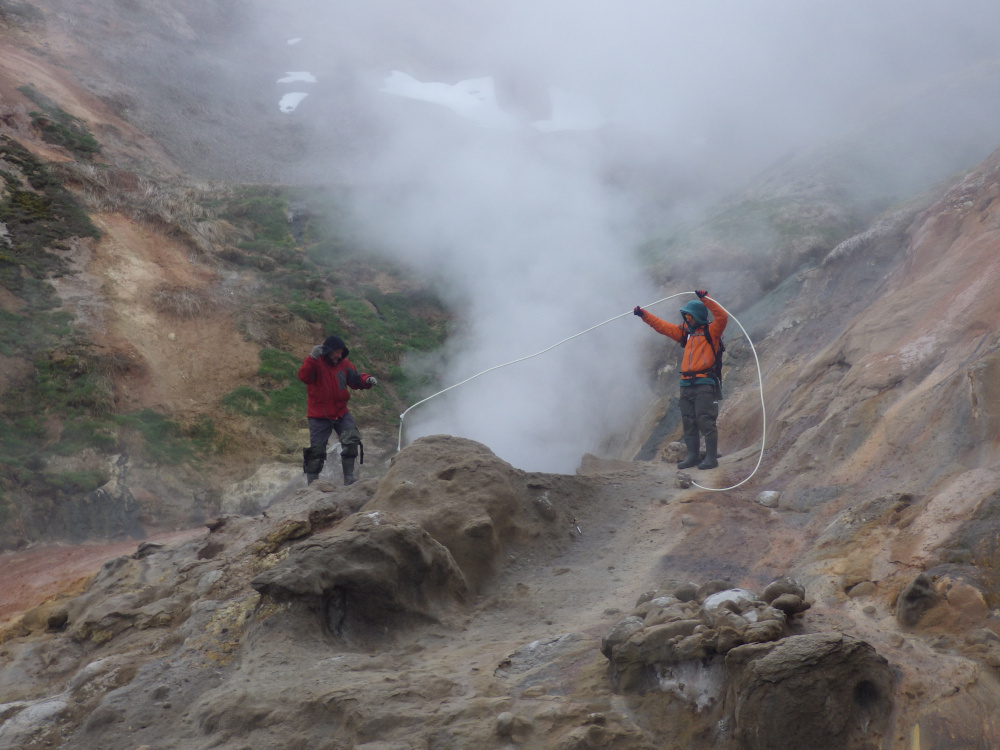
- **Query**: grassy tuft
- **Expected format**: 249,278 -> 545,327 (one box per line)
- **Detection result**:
18,85 -> 102,159
42,470 -> 108,493
152,284 -> 215,318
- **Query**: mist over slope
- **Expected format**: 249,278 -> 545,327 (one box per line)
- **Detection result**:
2,0 -> 1000,748
22,0 -> 1000,471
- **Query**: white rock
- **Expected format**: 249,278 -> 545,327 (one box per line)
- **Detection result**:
756,490 -> 781,508
0,699 -> 69,746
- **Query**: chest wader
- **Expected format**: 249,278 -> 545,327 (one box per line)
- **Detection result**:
677,383 -> 719,470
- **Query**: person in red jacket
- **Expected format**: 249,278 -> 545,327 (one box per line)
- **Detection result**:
297,334 -> 377,485
634,290 -> 728,470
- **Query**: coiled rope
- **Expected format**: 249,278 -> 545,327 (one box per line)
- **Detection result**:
396,292 -> 766,492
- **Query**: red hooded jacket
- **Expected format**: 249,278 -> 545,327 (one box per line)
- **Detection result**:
297,355 -> 373,419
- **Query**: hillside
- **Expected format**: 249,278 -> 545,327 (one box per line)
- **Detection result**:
2,1 -> 1000,749
0,0 -> 452,549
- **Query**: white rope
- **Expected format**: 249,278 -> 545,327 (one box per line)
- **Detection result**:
396,292 -> 767,492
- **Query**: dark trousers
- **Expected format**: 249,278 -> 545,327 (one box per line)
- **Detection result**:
307,413 -> 360,454
679,383 -> 719,442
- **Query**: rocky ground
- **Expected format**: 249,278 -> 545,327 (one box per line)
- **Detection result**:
2,433 -> 1000,749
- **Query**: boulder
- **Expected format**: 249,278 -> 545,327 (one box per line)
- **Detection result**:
762,577 -> 805,604
604,581 -> 806,680
601,616 -> 644,659
251,511 -> 468,642
724,632 -> 894,750
662,442 -> 687,462
756,490 -> 781,508
896,572 -> 940,628
366,436 -> 564,591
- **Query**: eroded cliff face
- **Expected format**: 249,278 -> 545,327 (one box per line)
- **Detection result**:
706,147 -> 1000,745
3,0 -> 1000,748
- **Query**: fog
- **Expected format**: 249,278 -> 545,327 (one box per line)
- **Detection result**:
254,0 -> 1000,471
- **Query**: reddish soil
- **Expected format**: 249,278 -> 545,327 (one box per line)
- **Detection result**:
0,528 -> 205,623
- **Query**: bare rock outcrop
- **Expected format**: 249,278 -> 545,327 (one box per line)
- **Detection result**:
250,510 -> 468,645
725,632 -> 894,750
603,579 -> 810,693
603,579 -> 893,749
366,435 -> 573,590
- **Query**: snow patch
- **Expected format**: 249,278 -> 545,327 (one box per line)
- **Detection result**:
380,72 -> 603,133
381,71 -> 520,129
278,71 -> 317,84
279,92 -> 309,113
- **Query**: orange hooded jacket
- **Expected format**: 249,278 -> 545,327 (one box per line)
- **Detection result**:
639,296 -> 728,384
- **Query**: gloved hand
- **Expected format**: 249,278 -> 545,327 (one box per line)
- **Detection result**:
695,290 -> 709,299
633,305 -> 645,317
310,345 -> 326,359
366,376 -> 377,386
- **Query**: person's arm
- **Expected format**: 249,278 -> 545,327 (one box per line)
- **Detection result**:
343,361 -> 376,389
702,295 -> 728,338
635,307 -> 684,343
298,354 -> 319,384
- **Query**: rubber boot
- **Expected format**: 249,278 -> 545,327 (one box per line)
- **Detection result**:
677,435 -> 700,470
303,444 -> 327,485
698,435 -> 718,470
342,457 -> 358,486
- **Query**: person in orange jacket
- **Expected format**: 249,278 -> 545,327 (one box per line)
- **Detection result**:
297,335 -> 377,485
634,290 -> 728,469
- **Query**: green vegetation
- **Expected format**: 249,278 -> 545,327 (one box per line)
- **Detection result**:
0,353 -> 212,523
114,409 -> 211,464
0,136 -> 219,530
0,155 -> 451,541
210,185 -> 450,428
222,349 -> 306,423
18,85 -> 102,159
41,470 -> 108,494
0,137 -> 99,275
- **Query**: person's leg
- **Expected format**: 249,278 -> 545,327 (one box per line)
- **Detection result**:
332,413 -> 363,485
694,385 -> 720,469
677,386 -> 700,469
303,418 -> 335,484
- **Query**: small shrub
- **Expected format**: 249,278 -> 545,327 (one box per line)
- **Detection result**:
152,284 -> 214,318
19,85 -> 102,159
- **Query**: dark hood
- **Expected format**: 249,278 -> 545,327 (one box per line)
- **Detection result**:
322,335 -> 349,358
679,299 -> 709,327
